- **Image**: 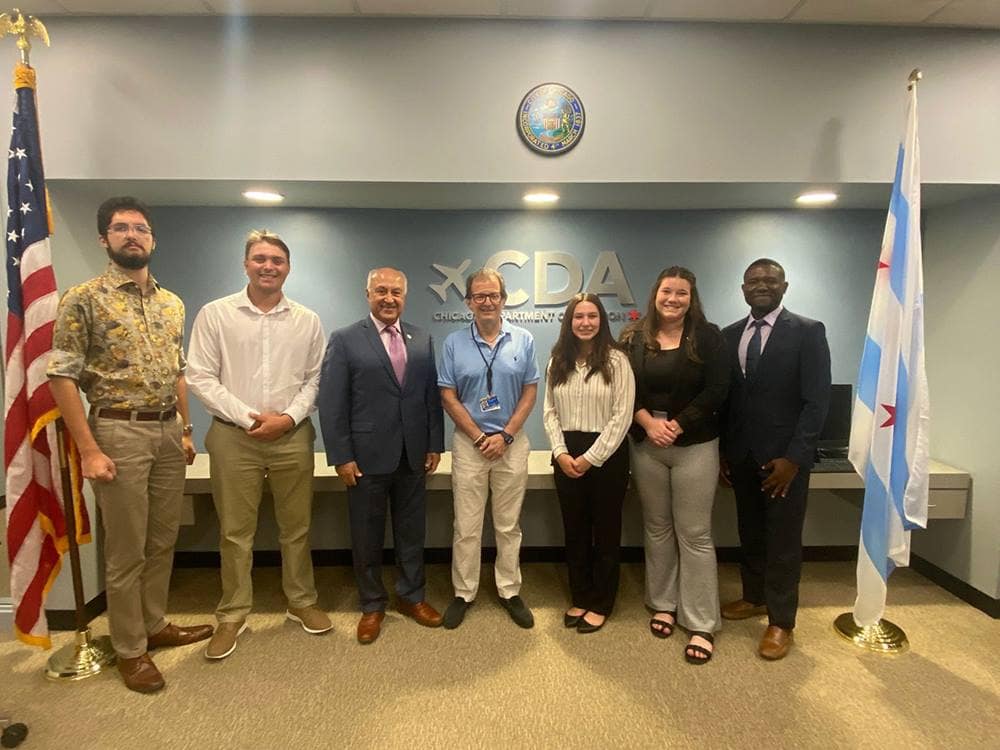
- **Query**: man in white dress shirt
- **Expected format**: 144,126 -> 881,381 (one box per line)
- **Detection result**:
187,229 -> 330,659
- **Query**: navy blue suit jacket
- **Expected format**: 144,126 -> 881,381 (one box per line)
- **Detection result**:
318,317 -> 444,475
721,309 -> 831,469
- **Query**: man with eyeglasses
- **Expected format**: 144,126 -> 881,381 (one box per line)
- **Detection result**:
318,267 -> 445,644
438,267 -> 539,629
186,230 -> 330,660
48,196 -> 213,693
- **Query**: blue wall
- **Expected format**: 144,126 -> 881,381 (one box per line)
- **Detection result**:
153,207 -> 884,449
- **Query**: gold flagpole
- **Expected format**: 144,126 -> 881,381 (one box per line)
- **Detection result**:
45,420 -> 116,680
834,68 -> 922,655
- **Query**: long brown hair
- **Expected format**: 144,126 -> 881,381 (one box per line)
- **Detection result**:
622,266 -> 708,363
549,294 -> 620,387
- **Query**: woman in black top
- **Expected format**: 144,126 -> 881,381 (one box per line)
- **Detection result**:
623,266 -> 730,664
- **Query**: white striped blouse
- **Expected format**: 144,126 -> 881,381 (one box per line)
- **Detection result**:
543,348 -> 636,467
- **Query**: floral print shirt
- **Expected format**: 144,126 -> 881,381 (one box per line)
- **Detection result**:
47,264 -> 186,410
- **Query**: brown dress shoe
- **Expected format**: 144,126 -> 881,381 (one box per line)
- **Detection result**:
721,599 -> 768,621
147,622 -> 215,649
396,600 -> 444,628
759,625 -> 794,660
117,653 -> 165,694
357,611 -> 385,644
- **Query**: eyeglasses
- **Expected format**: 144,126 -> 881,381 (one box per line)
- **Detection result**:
470,293 -> 502,304
107,223 -> 153,237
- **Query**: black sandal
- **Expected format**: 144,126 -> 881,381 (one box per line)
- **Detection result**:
649,612 -> 677,639
684,632 -> 715,665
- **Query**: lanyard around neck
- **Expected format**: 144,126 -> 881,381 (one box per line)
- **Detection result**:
471,322 -> 503,395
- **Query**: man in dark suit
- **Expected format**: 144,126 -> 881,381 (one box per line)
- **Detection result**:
720,258 -> 830,660
319,267 -> 445,644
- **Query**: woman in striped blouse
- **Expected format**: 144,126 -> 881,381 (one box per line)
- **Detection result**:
543,293 -> 636,634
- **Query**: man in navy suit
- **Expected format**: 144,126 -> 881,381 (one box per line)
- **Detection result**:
720,258 -> 830,660
319,267 -> 445,644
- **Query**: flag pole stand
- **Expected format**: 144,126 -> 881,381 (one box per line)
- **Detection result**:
833,612 -> 908,653
44,420 -> 115,681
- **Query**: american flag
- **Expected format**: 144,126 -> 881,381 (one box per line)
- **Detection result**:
4,62 -> 89,648
847,79 -> 929,627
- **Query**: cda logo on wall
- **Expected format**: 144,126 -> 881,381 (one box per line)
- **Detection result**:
429,251 -> 640,324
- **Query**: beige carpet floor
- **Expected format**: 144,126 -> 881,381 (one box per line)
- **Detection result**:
2,562 -> 998,749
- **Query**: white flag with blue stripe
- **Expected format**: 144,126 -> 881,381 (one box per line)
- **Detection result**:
848,81 -> 930,627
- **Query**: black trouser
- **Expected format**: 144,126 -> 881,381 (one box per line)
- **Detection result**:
347,449 -> 427,613
552,433 -> 630,616
731,454 -> 810,629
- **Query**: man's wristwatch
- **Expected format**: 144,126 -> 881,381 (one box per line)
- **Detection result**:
182,424 -> 194,436
500,430 -> 514,445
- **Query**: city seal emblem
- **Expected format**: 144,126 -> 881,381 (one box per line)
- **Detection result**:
516,83 -> 585,156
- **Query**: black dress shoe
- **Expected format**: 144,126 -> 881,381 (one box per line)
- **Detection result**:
499,596 -> 534,629
443,597 -> 472,630
577,613 -> 606,634
563,611 -> 584,628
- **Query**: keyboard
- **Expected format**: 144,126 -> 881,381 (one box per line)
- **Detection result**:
815,457 -> 858,474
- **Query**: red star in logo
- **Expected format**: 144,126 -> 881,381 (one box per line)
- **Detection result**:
880,404 -> 896,428
628,309 -> 640,321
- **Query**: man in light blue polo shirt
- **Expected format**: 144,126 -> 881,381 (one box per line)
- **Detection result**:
438,268 -> 539,629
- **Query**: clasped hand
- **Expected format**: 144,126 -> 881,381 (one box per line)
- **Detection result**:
555,453 -> 592,479
247,412 -> 294,441
646,418 -> 683,448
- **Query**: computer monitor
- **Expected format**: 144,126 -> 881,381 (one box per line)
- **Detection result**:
817,383 -> 852,458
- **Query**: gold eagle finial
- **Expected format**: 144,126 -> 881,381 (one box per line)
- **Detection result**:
0,8 -> 50,65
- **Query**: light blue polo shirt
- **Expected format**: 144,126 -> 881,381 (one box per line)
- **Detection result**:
438,321 -> 540,434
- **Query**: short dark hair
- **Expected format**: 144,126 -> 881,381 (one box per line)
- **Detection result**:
244,229 -> 290,260
464,267 -> 507,300
97,196 -> 154,237
745,257 -> 785,279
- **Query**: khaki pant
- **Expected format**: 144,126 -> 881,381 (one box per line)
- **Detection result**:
90,416 -> 185,658
450,431 -> 530,601
204,419 -> 318,623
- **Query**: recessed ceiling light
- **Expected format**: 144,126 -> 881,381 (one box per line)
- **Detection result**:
523,191 -> 559,205
795,191 -> 838,206
242,190 -> 284,203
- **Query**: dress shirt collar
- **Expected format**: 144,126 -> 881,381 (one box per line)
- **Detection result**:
370,312 -> 403,334
237,286 -> 290,315
743,304 -> 783,334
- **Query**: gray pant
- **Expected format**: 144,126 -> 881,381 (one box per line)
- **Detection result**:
630,436 -> 721,634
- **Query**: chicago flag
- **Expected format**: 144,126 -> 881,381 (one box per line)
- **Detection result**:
848,80 -> 931,627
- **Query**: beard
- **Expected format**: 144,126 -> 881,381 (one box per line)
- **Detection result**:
107,245 -> 150,270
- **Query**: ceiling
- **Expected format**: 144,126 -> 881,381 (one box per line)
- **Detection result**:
49,179 -> 1000,210
20,0 -> 1000,29
38,3 -> 1000,210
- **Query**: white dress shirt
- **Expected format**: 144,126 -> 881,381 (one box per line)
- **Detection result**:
186,288 -> 326,429
738,304 -> 783,375
543,348 -> 636,467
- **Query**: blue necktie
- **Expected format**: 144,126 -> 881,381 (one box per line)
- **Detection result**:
745,320 -> 765,378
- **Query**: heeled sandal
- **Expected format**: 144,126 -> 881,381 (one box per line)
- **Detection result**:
684,631 -> 715,665
649,612 -> 677,639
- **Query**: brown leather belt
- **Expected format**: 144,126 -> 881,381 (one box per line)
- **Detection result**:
213,416 -> 238,428
94,407 -> 177,422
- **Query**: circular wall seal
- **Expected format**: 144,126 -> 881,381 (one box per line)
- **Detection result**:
516,83 -> 585,156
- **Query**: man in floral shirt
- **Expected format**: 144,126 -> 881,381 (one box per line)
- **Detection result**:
47,196 -> 213,693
